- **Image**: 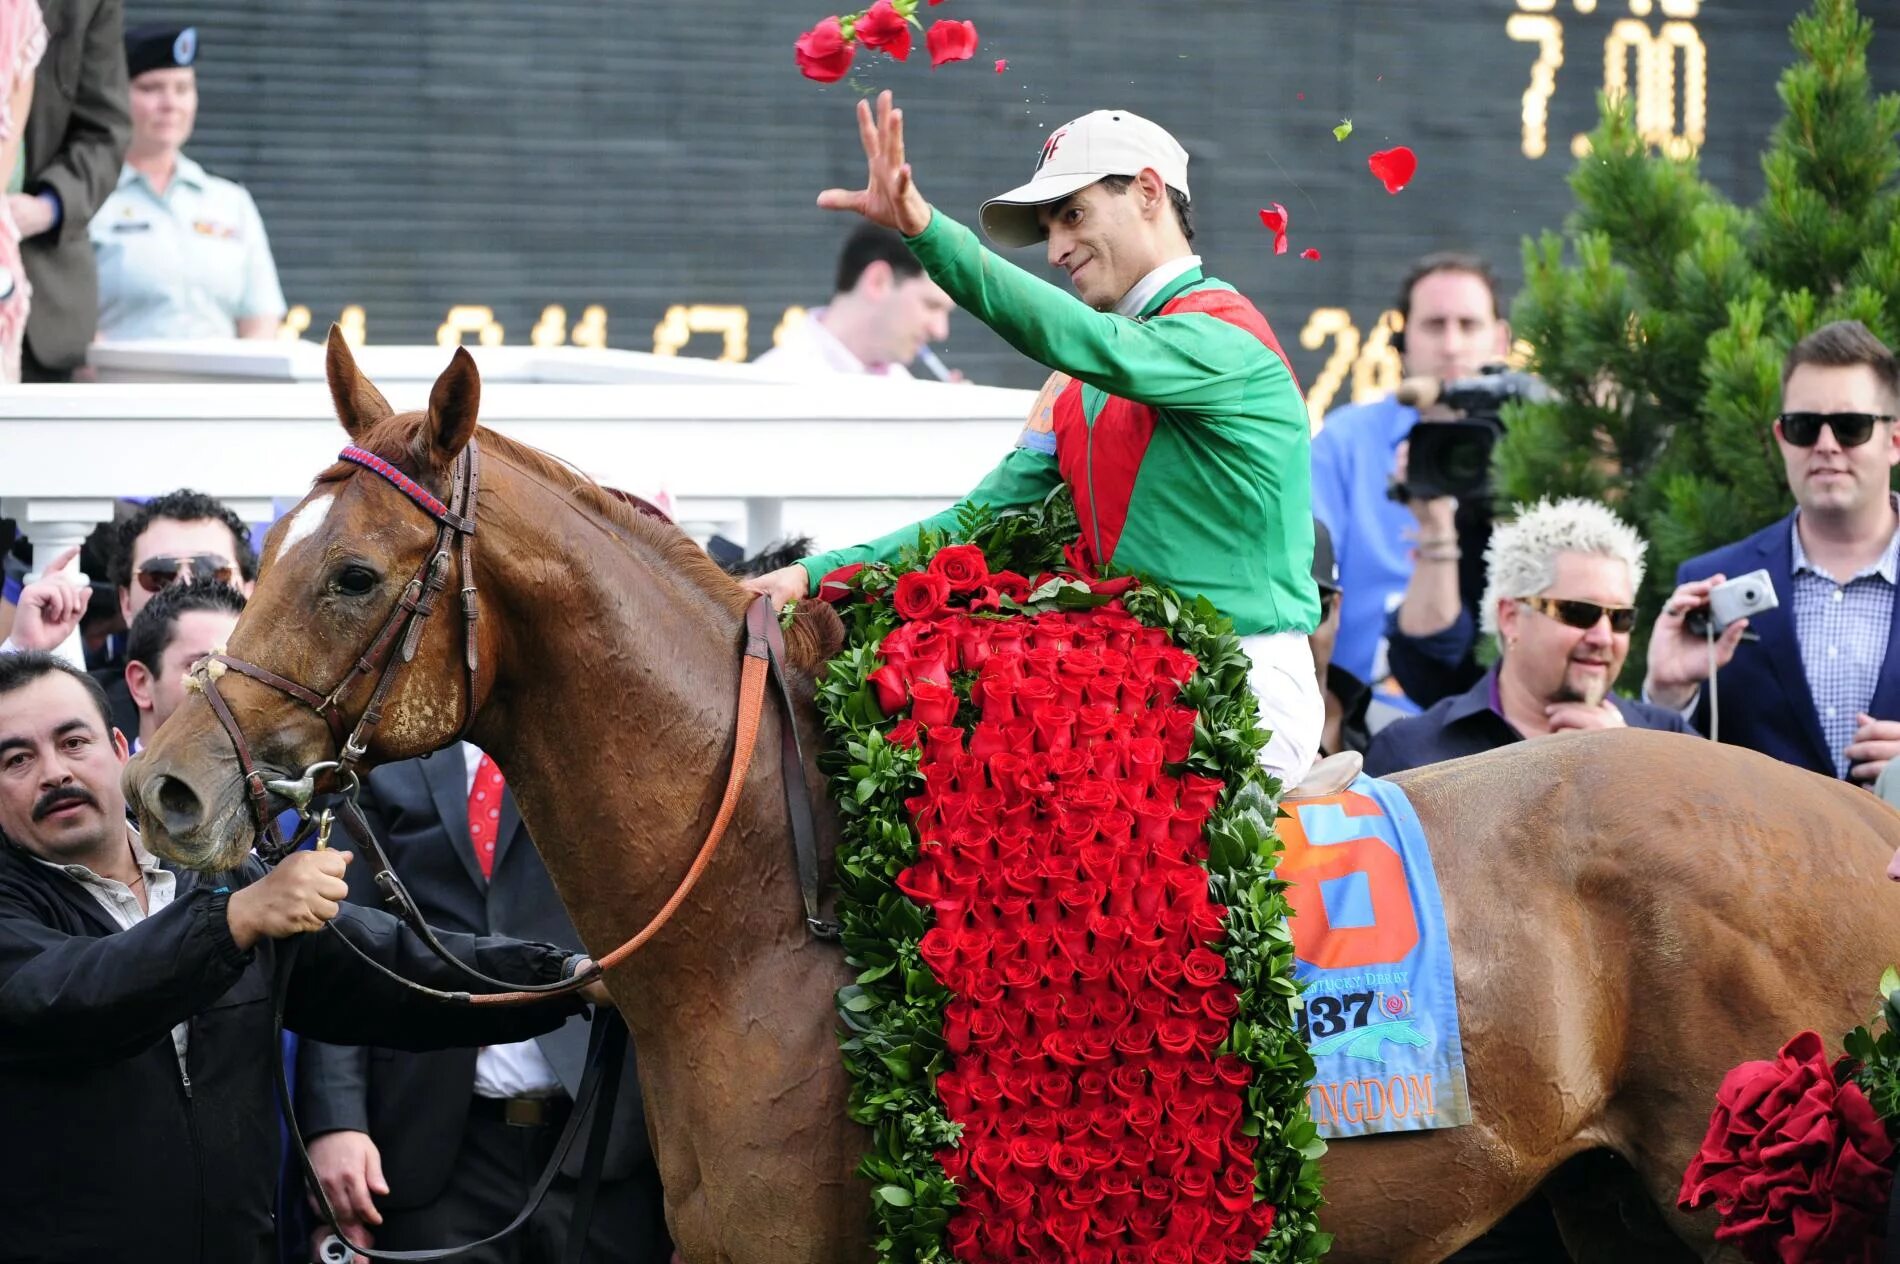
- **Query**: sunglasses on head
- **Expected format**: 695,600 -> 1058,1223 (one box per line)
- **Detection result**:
1519,595 -> 1637,634
135,553 -> 236,594
1778,411 -> 1895,448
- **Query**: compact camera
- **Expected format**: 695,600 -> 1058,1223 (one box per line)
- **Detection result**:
1685,568 -> 1779,637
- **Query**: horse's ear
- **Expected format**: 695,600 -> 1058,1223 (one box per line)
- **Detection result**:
325,325 -> 393,441
421,346 -> 481,469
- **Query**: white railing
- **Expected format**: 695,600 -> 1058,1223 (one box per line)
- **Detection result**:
1,342 -> 1036,577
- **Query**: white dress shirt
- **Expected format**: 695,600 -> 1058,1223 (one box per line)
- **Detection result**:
460,743 -> 566,1099
1114,254 -> 1203,318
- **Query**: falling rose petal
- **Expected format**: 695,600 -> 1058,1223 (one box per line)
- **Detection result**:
1296,91 -> 1305,101
855,0 -> 912,61
1367,146 -> 1418,195
1301,248 -> 1321,261
995,58 -> 1007,73
1333,119 -> 1352,142
926,18 -> 979,67
1258,203 -> 1289,256
794,15 -> 856,83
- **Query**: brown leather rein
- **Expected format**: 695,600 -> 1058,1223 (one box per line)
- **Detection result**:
192,439 -> 833,1008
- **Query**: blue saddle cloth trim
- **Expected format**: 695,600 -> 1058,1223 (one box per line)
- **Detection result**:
1286,773 -> 1472,1138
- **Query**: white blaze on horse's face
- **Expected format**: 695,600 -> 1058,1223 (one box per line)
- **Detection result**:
270,493 -> 334,568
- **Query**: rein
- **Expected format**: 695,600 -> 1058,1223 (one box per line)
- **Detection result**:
193,438 -> 837,1014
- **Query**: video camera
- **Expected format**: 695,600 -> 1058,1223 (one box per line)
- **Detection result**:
1387,366 -> 1553,504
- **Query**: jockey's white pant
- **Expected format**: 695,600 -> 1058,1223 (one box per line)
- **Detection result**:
1239,630 -> 1325,787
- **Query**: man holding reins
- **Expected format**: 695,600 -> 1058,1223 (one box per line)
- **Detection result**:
745,92 -> 1324,782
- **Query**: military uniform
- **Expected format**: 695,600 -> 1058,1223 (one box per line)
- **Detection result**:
90,152 -> 284,340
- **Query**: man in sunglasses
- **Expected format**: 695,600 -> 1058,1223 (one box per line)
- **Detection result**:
1,490 -> 257,737
1644,320 -> 1900,783
1365,497 -> 1691,779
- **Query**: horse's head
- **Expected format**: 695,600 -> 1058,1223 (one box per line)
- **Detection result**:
127,329 -> 492,871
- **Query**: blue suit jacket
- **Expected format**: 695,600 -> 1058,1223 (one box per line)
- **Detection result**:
1677,511 -> 1900,779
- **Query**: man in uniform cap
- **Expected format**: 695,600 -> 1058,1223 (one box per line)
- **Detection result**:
746,93 -> 1324,785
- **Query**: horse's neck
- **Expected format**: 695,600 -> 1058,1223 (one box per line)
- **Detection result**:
469,487 -> 818,982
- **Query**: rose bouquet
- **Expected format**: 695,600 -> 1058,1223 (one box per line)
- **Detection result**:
1679,971 -> 1900,1262
816,494 -> 1328,1263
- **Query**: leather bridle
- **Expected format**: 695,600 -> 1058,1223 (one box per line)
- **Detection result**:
199,441 -> 482,861
187,438 -> 836,1010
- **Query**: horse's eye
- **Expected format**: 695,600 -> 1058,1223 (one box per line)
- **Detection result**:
334,565 -> 379,596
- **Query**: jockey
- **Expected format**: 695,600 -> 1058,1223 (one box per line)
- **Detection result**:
746,93 -> 1323,783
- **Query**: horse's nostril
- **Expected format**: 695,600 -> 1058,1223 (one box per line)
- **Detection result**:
153,775 -> 205,835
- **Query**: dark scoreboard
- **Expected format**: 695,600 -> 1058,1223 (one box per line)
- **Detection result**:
149,0 -> 1900,416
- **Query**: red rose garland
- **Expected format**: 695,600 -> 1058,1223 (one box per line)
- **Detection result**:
875,599 -> 1275,1260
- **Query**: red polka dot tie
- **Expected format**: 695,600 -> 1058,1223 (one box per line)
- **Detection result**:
467,752 -> 504,880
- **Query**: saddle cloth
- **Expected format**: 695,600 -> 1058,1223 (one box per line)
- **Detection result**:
1280,774 -> 1472,1139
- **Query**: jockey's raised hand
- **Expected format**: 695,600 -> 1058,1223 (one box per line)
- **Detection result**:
741,565 -> 809,613
817,91 -> 933,237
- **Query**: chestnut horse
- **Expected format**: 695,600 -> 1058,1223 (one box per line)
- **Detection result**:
127,336 -> 1900,1264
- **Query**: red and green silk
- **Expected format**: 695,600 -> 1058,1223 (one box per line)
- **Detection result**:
799,210 -> 1321,639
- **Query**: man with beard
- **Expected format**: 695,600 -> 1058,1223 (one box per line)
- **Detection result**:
1365,497 -> 1692,777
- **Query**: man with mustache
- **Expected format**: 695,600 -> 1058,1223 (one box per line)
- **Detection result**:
0,651 -> 611,1263
1644,321 -> 1900,783
1364,497 -> 1693,777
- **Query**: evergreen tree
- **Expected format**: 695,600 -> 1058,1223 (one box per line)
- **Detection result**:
1494,0 -> 1900,664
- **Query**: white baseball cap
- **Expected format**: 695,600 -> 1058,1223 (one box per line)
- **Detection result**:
979,110 -> 1191,249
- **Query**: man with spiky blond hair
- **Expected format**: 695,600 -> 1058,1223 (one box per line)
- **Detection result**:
1365,497 -> 1693,776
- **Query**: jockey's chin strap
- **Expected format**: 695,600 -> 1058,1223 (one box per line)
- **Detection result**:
192,439 -> 837,1010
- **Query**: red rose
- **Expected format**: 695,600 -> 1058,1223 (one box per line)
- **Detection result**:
990,570 -> 1031,602
1162,707 -> 1198,762
1015,677 -> 1058,719
911,676 -> 960,727
794,15 -> 855,82
1215,1162 -> 1257,1216
1031,705 -> 1077,753
893,570 -> 951,620
1089,574 -> 1139,597
854,0 -> 912,60
1214,1056 -> 1253,1089
887,718 -> 923,749
928,543 -> 990,593
867,664 -> 910,716
1008,1134 -> 1052,1170
1182,946 -> 1229,989
925,17 -> 979,66
814,563 -> 867,605
1201,986 -> 1240,1023
994,1171 -> 1035,1219
955,621 -> 994,670
1679,1030 -> 1897,1262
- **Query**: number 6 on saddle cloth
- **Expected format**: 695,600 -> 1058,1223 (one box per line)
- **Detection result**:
1279,776 -> 1473,1140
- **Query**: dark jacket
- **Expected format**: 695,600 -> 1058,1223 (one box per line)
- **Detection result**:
297,751 -> 651,1207
22,0 -> 131,371
0,840 -> 583,1264
1678,512 -> 1900,779
1364,666 -> 1696,776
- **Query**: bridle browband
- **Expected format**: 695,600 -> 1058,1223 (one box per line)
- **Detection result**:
190,438 -> 836,1012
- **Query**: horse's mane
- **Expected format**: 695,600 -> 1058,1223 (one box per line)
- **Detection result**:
323,412 -> 844,676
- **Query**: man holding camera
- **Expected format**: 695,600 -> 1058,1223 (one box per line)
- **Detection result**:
1310,253 -> 1515,708
1643,320 -> 1900,783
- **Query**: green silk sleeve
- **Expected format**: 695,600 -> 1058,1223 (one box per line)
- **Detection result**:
904,211 -> 1272,413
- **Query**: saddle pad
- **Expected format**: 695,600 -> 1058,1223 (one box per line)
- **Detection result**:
1280,774 -> 1471,1139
